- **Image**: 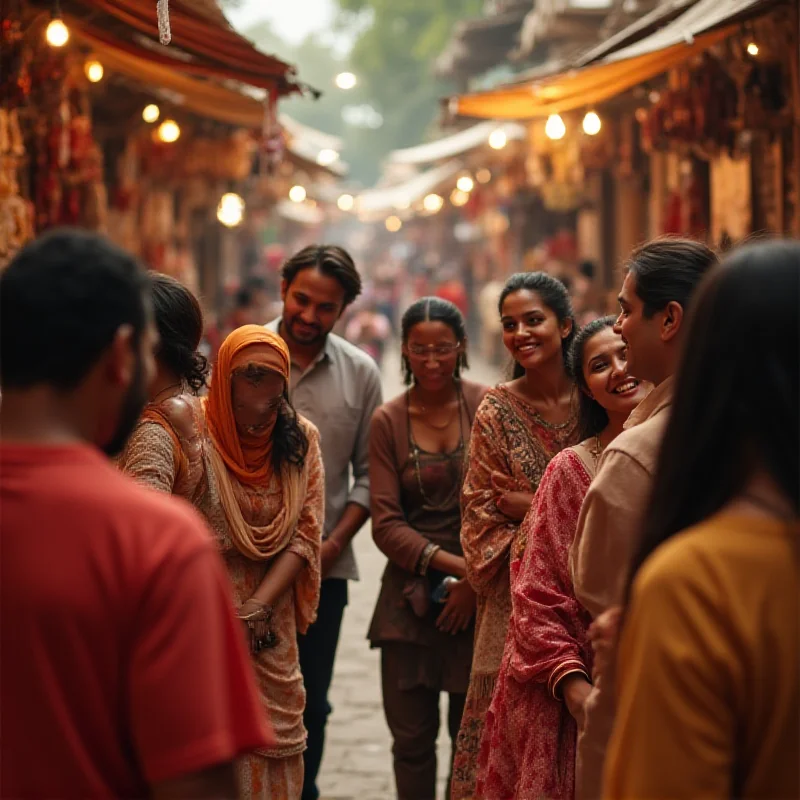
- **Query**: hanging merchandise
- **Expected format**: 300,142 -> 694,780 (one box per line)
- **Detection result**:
157,0 -> 172,45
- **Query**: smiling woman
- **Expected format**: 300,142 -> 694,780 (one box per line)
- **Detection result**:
451,272 -> 580,800
476,316 -> 648,799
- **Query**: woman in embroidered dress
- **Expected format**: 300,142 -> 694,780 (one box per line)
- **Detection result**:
200,325 -> 324,800
476,317 -> 650,799
451,273 -> 579,800
119,273 -> 209,498
368,298 -> 489,800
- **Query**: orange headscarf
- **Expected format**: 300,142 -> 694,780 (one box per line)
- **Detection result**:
205,325 -> 290,487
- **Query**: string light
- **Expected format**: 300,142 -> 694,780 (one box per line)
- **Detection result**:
582,111 -> 602,136
423,193 -> 444,213
450,189 -> 469,207
456,175 -> 474,193
289,185 -> 307,203
385,216 -> 402,232
84,60 -> 104,83
747,42 -> 759,56
488,129 -> 507,150
142,104 -> 161,123
217,193 -> 245,228
335,72 -> 357,90
545,114 -> 566,140
476,168 -> 492,184
45,18 -> 69,47
157,120 -> 181,143
337,193 -> 355,211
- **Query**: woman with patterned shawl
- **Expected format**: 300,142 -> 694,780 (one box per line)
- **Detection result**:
200,325 -> 324,799
476,317 -> 650,799
451,273 -> 579,799
118,273 -> 210,498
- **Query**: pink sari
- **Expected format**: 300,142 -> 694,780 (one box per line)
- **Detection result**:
476,447 -> 595,799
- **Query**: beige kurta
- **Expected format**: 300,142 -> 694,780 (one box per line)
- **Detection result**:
569,376 -> 674,800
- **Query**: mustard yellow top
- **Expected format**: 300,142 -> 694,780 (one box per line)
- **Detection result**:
604,513 -> 799,799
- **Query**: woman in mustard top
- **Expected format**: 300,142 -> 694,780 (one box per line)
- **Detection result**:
604,240 -> 799,799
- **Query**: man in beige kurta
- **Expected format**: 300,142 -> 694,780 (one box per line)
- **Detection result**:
569,238 -> 719,800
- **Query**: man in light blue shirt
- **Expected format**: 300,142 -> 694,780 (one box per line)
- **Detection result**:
267,245 -> 382,800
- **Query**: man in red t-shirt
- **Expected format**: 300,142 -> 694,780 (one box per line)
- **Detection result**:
0,230 -> 273,799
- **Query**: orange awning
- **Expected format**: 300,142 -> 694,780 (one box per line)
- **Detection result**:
450,0 -> 773,120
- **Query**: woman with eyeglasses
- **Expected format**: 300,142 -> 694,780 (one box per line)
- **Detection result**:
199,325 -> 324,799
368,298 -> 488,800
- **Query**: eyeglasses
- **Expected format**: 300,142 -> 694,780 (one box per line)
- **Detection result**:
407,344 -> 460,360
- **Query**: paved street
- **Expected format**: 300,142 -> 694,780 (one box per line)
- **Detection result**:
318,347 -> 501,800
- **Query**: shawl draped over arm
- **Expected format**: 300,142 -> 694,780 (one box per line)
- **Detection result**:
460,396 -> 523,595
508,449 -> 593,695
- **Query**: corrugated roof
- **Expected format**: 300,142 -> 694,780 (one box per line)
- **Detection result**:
604,0 -> 770,63
577,0 -> 697,65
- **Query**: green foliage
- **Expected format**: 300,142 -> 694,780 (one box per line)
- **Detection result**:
335,0 -> 483,181
244,0 -> 483,184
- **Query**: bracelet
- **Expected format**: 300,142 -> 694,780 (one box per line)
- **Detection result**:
325,536 -> 344,555
417,543 -> 441,576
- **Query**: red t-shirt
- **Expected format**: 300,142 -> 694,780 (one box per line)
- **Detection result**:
0,443 -> 273,798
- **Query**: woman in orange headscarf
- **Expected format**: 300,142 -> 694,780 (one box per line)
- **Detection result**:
200,325 -> 324,800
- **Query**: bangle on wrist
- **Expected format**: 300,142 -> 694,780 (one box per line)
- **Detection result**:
417,543 -> 441,576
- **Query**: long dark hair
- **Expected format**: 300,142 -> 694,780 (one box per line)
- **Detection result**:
569,316 -> 617,440
150,272 -> 209,392
235,364 -> 309,472
498,272 -> 575,379
273,390 -> 309,472
627,240 -> 799,598
401,296 -> 469,385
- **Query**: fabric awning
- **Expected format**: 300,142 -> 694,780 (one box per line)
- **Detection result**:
69,0 -> 301,92
451,0 -> 771,120
72,26 -> 272,126
356,162 -> 461,218
388,122 -> 526,166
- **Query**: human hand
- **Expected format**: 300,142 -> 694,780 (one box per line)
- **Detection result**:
436,579 -> 476,635
497,491 -> 535,521
561,674 -> 592,727
238,597 -> 270,620
321,538 -> 343,578
589,606 -> 622,683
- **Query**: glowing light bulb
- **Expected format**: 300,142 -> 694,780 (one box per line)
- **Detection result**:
488,129 -> 507,150
289,185 -> 307,203
142,104 -> 161,123
316,149 -> 339,166
46,18 -> 69,47
217,193 -> 245,228
385,215 -> 402,232
337,193 -> 354,211
423,193 -> 444,213
476,168 -> 492,184
456,175 -> 474,193
450,189 -> 469,207
747,42 -> 759,56
545,114 -> 566,140
335,72 -> 357,90
582,111 -> 602,136
85,60 -> 104,83
157,120 -> 181,143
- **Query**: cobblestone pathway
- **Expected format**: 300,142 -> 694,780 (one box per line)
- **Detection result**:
318,348 -> 501,800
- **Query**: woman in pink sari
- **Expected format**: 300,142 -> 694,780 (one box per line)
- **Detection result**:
476,317 -> 650,799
